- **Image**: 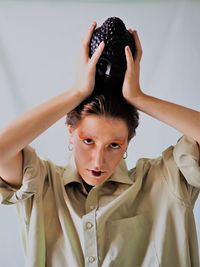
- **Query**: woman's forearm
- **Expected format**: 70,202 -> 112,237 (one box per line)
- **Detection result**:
0,87 -> 84,162
130,93 -> 200,145
122,31 -> 200,146
0,22 -> 105,187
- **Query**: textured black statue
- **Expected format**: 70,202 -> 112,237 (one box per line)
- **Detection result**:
90,17 -> 136,95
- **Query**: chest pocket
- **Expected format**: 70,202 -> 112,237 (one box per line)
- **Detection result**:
106,213 -> 159,267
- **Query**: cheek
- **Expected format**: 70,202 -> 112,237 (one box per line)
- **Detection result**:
105,151 -> 124,168
73,141 -> 90,162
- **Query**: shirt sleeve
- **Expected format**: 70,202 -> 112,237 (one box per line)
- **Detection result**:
0,146 -> 47,205
161,136 -> 200,205
173,136 -> 200,188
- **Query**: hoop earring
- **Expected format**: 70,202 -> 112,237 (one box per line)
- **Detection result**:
68,143 -> 73,151
123,151 -> 128,159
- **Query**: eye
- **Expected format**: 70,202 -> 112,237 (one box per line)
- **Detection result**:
83,139 -> 94,145
109,143 -> 120,149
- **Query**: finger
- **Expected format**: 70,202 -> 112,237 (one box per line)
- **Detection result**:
90,41 -> 105,65
82,21 -> 97,46
125,45 -> 134,74
82,21 -> 97,60
132,30 -> 142,62
128,28 -> 133,34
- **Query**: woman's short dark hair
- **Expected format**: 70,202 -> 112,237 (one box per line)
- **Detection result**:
66,92 -> 139,141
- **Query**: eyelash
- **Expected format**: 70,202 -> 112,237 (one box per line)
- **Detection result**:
83,139 -> 94,145
82,139 -> 121,150
110,143 -> 120,149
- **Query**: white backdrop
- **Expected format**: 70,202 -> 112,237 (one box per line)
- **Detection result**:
0,1 -> 199,266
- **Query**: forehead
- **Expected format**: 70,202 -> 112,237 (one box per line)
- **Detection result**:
76,115 -> 128,140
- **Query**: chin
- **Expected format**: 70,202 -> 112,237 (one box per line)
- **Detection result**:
82,174 -> 109,187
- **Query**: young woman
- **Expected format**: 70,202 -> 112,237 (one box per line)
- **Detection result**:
0,22 -> 199,267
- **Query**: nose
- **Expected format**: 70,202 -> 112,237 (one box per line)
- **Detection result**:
93,147 -> 105,170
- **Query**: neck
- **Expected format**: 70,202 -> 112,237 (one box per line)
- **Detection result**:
82,178 -> 94,193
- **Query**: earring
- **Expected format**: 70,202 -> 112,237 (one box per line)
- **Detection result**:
123,151 -> 128,159
68,143 -> 73,151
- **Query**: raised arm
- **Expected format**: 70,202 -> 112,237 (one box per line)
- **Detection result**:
0,22 -> 105,188
122,29 -> 200,147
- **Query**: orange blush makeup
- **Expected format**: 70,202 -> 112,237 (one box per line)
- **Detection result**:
112,139 -> 125,146
78,132 -> 91,141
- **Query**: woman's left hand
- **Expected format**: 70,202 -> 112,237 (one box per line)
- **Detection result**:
122,30 -> 143,104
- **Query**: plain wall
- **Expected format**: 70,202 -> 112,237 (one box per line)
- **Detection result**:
0,1 -> 199,266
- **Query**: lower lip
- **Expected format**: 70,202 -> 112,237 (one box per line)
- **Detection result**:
91,170 -> 103,177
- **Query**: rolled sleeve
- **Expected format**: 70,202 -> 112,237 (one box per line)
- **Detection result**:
160,136 -> 200,205
173,136 -> 200,189
0,146 -> 47,204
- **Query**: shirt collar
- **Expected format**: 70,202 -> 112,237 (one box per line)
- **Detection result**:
107,159 -> 134,185
62,156 -> 133,187
63,155 -> 82,186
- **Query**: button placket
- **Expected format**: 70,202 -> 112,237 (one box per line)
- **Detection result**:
83,211 -> 98,267
85,187 -> 98,213
86,222 -> 93,230
90,205 -> 95,211
88,256 -> 96,263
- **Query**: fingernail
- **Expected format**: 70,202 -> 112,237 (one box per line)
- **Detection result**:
99,41 -> 105,48
91,21 -> 96,28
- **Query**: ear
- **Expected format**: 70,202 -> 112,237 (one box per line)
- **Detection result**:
67,125 -> 75,144
67,124 -> 75,134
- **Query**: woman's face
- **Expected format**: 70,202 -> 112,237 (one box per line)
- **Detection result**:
68,115 -> 129,186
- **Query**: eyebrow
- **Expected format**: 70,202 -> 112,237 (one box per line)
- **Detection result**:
78,132 -> 94,140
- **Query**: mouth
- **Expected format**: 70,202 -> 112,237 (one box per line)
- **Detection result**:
88,169 -> 106,177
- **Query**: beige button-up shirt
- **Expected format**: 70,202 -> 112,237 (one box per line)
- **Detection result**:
0,136 -> 200,267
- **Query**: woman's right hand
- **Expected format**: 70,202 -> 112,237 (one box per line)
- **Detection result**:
73,22 -> 105,99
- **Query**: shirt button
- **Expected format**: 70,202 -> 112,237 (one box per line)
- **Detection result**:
86,222 -> 93,229
88,256 -> 95,263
